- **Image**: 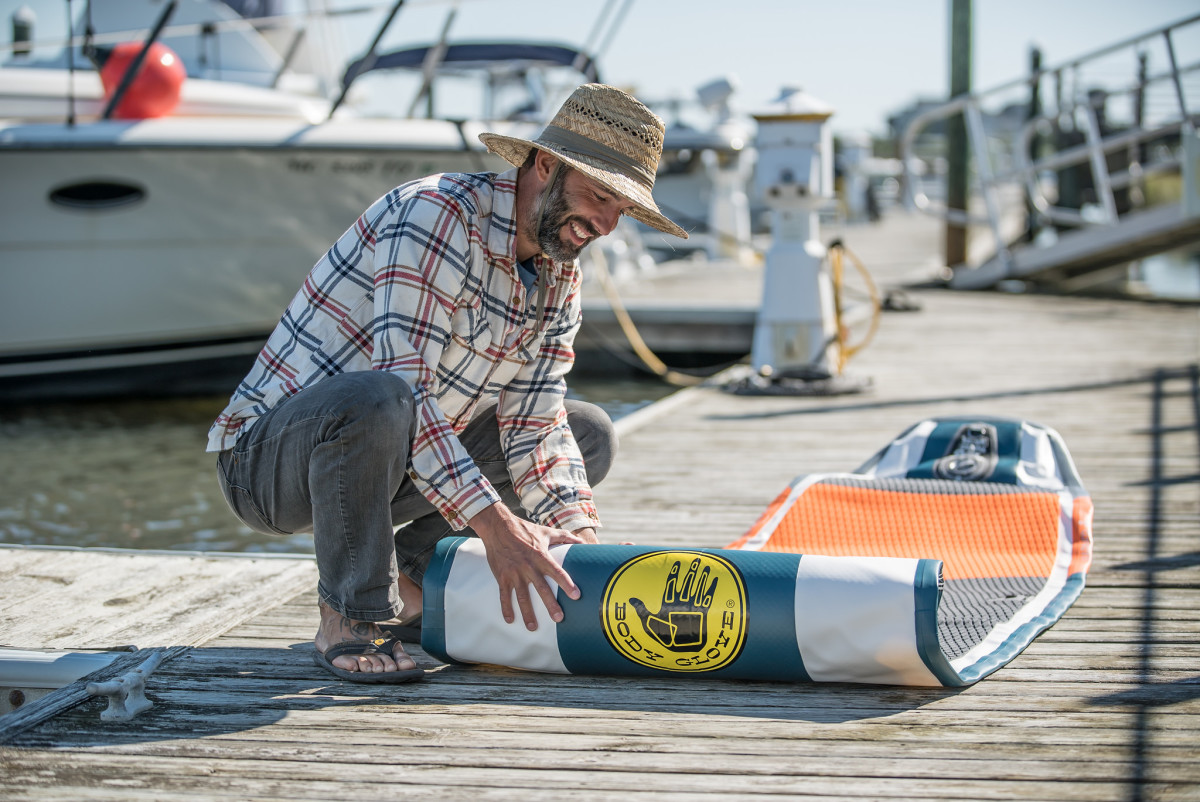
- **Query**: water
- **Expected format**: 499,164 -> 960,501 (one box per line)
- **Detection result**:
1137,248 -> 1200,300
0,378 -> 671,554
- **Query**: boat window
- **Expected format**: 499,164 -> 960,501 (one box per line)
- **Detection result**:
48,182 -> 147,210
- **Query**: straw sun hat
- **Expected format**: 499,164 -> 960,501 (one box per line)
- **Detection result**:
479,83 -> 688,239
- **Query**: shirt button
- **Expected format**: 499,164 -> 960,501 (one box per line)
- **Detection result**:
408,469 -> 418,480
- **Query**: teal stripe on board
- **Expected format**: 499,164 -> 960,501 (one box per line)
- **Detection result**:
556,545 -> 810,681
734,550 -> 810,682
912,558 -> 963,687
420,536 -> 468,665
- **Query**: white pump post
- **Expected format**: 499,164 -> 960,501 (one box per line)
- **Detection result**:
749,87 -> 836,377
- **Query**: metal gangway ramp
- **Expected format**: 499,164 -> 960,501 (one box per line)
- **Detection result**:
901,14 -> 1200,291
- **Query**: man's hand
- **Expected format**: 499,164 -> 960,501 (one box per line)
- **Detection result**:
572,526 -> 599,544
469,503 -> 585,631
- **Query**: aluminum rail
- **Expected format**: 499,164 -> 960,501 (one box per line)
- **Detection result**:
900,13 -> 1200,275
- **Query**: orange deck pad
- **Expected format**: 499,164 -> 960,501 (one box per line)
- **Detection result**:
729,483 -> 1066,581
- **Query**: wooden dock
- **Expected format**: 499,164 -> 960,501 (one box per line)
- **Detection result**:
1,210 -> 1198,800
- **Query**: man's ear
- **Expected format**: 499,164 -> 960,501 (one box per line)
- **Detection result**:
534,150 -> 559,181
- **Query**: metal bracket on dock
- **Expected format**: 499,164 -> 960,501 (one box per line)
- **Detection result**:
86,650 -> 165,722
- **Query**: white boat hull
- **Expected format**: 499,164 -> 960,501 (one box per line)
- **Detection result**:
0,117 -> 517,391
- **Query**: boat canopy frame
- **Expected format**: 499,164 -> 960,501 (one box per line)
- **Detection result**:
337,41 -> 601,122
341,42 -> 600,89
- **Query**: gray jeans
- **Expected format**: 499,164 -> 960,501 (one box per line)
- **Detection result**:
215,371 -> 617,621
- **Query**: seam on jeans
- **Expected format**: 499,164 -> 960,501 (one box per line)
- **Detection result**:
331,410 -> 361,583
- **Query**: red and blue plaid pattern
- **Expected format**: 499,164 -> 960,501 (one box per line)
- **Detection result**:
207,170 -> 598,533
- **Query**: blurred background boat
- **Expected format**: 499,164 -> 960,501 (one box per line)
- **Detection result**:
0,0 -> 673,398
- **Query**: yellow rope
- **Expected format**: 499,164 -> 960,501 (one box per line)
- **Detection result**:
590,250 -> 705,387
828,241 -> 882,375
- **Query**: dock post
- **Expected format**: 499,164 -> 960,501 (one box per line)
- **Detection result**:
945,0 -> 972,268
748,88 -> 837,378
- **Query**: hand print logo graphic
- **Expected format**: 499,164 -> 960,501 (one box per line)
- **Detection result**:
600,551 -> 747,672
630,557 -> 716,652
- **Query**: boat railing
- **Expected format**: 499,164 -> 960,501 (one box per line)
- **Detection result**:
899,12 -> 1200,279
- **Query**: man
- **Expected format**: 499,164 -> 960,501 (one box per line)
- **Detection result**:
207,84 -> 687,683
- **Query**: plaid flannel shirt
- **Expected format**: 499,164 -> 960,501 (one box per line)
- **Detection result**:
207,169 -> 599,533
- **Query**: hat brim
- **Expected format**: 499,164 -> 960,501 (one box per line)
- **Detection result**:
479,132 -> 688,239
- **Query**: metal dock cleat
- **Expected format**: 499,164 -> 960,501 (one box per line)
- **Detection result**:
86,650 -> 166,722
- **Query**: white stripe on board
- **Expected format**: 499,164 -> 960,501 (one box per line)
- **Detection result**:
793,555 -> 940,687
442,539 -> 571,674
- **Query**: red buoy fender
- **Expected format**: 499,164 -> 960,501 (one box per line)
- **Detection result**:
99,41 -> 186,119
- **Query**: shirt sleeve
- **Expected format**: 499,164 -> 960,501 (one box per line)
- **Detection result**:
371,193 -> 501,530
496,265 -> 600,533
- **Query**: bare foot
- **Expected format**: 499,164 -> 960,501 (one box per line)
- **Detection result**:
315,603 -> 417,674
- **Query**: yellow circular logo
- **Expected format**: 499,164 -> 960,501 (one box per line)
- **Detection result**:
600,551 -> 748,672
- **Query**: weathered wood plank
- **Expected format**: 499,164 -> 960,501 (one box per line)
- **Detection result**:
6,738 -> 1200,784
17,714 -> 1200,755
106,684 -> 1199,727
0,749 -> 1189,801
27,690 -> 1200,743
0,548 -> 317,650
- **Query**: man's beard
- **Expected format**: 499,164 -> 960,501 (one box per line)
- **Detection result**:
532,167 -> 600,263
